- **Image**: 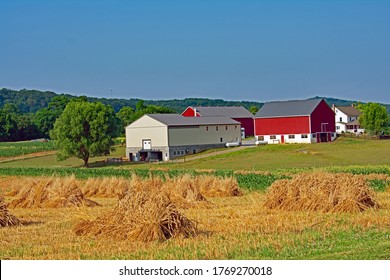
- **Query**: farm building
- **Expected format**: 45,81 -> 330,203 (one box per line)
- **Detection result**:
254,99 -> 336,144
332,104 -> 364,134
181,106 -> 254,137
126,114 -> 241,161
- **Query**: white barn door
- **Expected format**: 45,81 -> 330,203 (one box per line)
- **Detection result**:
142,139 -> 151,150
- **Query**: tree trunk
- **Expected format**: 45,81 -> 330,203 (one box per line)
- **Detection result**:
83,157 -> 89,168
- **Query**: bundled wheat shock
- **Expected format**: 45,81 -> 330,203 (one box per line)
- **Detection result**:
264,172 -> 379,213
8,176 -> 100,208
0,196 -> 21,227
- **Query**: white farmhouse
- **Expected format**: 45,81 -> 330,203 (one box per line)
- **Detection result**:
332,105 -> 364,134
125,114 -> 241,161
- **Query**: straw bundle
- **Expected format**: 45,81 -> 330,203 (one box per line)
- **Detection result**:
74,184 -> 197,242
197,175 -> 242,197
8,176 -> 100,208
0,196 -> 21,227
264,172 -> 379,213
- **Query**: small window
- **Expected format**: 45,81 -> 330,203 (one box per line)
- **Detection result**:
173,151 -> 176,155
336,126 -> 340,130
313,134 -> 316,137
216,126 -> 219,131
339,117 -> 342,122
270,135 -> 276,140
235,125 -> 237,129
301,134 -> 308,138
288,135 -> 295,139
220,137 -> 223,142
258,136 -> 264,141
225,126 -> 228,130
206,126 -> 209,131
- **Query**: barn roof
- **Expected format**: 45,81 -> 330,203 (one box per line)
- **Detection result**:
254,99 -> 324,118
335,106 -> 362,117
147,114 -> 240,126
189,106 -> 253,118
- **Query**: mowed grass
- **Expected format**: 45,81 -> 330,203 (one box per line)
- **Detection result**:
1,181 -> 389,260
1,137 -> 389,171
157,138 -> 390,171
0,145 -> 126,168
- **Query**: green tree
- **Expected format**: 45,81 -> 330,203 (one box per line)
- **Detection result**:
358,103 -> 390,135
0,104 -> 19,141
249,105 -> 259,115
116,106 -> 135,128
34,96 -> 70,137
50,101 -> 118,167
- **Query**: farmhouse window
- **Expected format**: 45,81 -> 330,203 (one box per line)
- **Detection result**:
288,135 -> 295,139
270,135 -> 276,140
301,134 -> 308,138
173,151 -> 176,155
216,126 -> 219,131
339,117 -> 342,122
336,126 -> 340,130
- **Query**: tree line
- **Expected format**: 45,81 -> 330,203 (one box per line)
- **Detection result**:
0,95 -> 175,142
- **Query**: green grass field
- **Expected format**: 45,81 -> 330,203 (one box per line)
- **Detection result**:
2,137 -> 389,171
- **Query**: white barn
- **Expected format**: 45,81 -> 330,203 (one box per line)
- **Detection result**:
125,114 -> 241,161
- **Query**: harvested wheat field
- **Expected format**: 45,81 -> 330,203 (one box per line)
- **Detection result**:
264,172 -> 379,212
0,172 -> 389,260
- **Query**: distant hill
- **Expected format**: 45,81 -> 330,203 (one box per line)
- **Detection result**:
1,88 -> 389,114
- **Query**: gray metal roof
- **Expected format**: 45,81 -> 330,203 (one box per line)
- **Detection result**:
254,99 -> 323,118
148,114 -> 240,126
192,106 -> 254,118
336,106 -> 362,117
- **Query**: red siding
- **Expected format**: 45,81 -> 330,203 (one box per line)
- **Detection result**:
182,107 -> 200,117
255,116 -> 310,135
310,100 -> 336,133
233,117 -> 254,136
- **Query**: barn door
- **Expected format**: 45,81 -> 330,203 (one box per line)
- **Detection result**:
281,135 -> 284,143
142,139 -> 151,150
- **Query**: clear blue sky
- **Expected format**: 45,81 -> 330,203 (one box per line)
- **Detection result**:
1,0 -> 389,103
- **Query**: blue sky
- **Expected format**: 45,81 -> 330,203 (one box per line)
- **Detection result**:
1,0 -> 389,103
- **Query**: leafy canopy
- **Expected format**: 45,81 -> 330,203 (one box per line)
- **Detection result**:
50,101 -> 118,167
358,102 -> 389,135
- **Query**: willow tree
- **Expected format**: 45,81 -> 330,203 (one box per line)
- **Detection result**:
51,101 -> 118,167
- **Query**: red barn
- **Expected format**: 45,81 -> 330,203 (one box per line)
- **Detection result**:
182,106 -> 254,137
254,99 -> 336,144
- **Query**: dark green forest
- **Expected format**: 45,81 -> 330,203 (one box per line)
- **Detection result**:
1,88 -> 389,142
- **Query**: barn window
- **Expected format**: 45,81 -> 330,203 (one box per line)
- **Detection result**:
288,135 -> 295,139
301,134 -> 308,138
173,151 -> 176,155
235,125 -> 237,129
258,136 -> 264,141
216,126 -> 219,131
270,135 -> 276,140
312,134 -> 316,137
225,126 -> 228,130
220,137 -> 223,142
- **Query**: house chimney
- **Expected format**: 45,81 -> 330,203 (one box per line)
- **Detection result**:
194,107 -> 197,117
332,104 -> 335,111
